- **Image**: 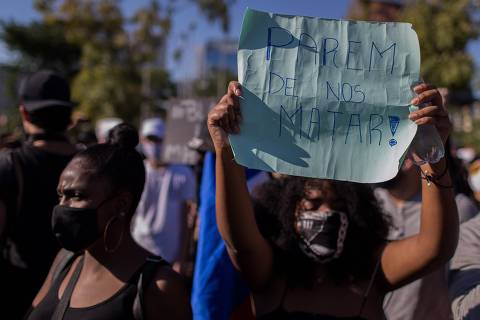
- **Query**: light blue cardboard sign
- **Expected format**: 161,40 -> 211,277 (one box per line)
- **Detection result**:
230,8 -> 420,183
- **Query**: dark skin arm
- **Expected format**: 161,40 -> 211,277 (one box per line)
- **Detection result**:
380,83 -> 459,290
208,81 -> 459,292
144,265 -> 192,320
208,82 -> 274,292
0,200 -> 5,237
172,202 -> 191,275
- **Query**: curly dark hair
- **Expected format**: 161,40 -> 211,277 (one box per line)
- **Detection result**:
253,176 -> 390,287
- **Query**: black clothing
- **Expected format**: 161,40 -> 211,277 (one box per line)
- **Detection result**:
26,253 -> 166,320
0,143 -> 74,318
27,257 -> 138,320
257,259 -> 382,320
20,70 -> 75,111
258,310 -> 368,320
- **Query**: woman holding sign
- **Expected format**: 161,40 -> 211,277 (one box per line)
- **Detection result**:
208,81 -> 458,319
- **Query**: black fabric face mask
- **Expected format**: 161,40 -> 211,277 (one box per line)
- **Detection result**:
296,210 -> 349,263
51,197 -> 112,252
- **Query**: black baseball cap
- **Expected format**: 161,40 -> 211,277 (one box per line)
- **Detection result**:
19,70 -> 75,112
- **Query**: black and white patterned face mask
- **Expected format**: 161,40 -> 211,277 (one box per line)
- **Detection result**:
296,210 -> 349,263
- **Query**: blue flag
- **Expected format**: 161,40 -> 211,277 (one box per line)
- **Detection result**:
191,152 -> 257,319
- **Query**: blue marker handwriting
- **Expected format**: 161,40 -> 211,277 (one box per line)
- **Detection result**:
266,27 -> 397,74
268,72 -> 366,104
278,104 -> 398,147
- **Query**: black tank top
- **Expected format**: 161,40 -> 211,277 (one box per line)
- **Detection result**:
26,256 -> 151,320
257,310 -> 368,320
257,259 -> 383,320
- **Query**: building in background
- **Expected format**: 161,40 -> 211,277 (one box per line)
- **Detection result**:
177,38 -> 238,98
196,39 -> 238,78
176,38 -> 238,98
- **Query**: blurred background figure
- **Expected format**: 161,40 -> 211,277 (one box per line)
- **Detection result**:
95,117 -> 122,144
0,70 -> 77,318
457,147 -> 476,163
375,148 -> 477,320
70,112 -> 98,149
468,159 -> 480,203
132,117 -> 196,276
0,131 -> 22,150
449,212 -> 480,320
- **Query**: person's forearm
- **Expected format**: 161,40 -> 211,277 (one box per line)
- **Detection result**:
215,147 -> 262,252
175,203 -> 193,275
0,200 -> 6,237
418,157 -> 459,263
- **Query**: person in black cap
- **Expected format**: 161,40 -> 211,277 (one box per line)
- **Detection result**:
0,70 -> 77,318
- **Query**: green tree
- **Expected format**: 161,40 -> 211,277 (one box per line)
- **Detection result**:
0,21 -> 81,75
348,0 -> 479,97
401,0 -> 480,149
348,0 -> 480,148
1,0 -> 235,122
402,0 -> 479,93
34,0 -> 165,121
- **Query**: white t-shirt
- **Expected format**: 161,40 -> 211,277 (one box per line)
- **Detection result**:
132,163 -> 196,263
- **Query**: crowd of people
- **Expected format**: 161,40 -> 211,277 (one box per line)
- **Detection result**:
0,68 -> 479,319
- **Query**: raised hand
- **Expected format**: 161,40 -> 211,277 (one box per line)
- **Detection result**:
409,83 -> 452,145
207,81 -> 243,151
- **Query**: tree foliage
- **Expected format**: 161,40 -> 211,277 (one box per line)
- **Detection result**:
193,0 -> 234,32
401,0 -> 479,92
0,20 -> 81,75
348,0 -> 479,99
1,0 -> 234,122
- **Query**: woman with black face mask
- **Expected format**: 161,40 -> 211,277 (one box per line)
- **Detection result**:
25,123 -> 192,320
207,81 -> 459,319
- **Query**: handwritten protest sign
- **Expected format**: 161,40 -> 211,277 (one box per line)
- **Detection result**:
162,98 -> 214,165
229,8 -> 420,183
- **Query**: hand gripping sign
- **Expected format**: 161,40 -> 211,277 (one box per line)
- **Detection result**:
230,8 -> 420,183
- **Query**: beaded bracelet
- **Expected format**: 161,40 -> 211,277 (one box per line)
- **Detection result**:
420,159 -> 453,188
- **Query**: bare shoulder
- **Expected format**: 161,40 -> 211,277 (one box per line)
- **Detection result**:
144,264 -> 192,320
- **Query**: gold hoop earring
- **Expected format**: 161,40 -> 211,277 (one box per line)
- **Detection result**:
103,214 -> 125,253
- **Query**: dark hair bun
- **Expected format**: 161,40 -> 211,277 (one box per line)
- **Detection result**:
107,123 -> 139,149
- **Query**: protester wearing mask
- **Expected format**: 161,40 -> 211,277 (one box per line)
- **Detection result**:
468,159 -> 480,203
25,123 -> 191,320
207,81 -> 458,319
0,70 -> 77,318
131,118 -> 196,275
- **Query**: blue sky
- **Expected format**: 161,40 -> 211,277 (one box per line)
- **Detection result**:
0,0 -> 478,82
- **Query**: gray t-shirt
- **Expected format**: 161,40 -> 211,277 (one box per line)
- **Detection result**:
375,188 -> 451,320
455,193 -> 478,224
450,215 -> 480,320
